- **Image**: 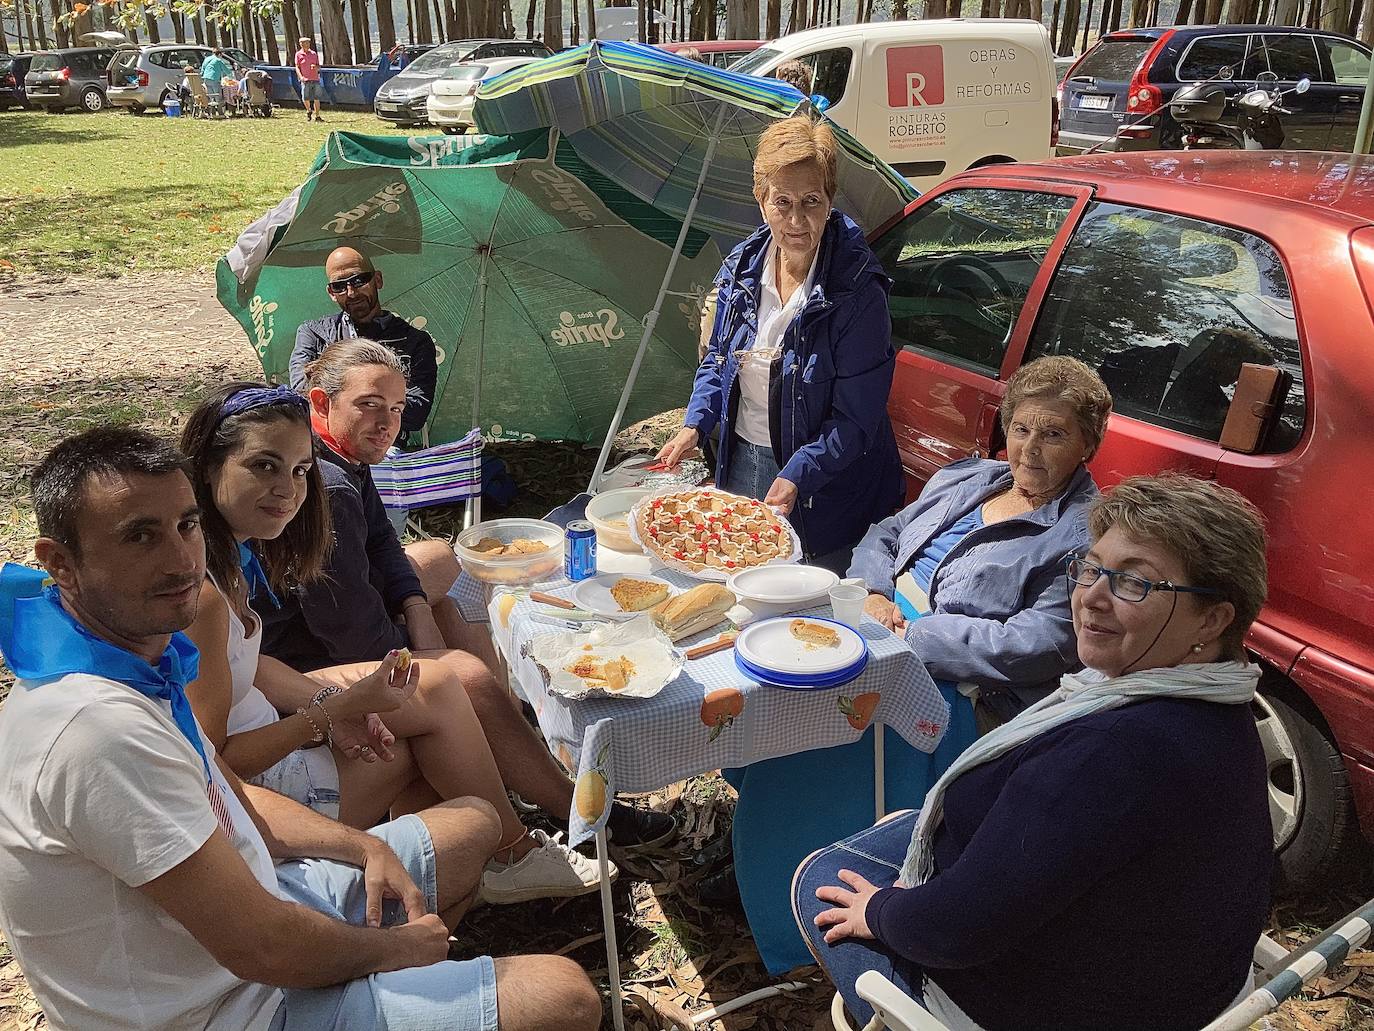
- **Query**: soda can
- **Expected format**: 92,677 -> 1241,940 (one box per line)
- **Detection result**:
564,520 -> 598,582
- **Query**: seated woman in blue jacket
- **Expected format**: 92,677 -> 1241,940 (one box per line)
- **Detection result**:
718,358 -> 1112,973
656,115 -> 904,572
796,474 -> 1273,1031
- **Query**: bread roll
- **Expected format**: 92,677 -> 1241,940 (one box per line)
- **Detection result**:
651,583 -> 736,642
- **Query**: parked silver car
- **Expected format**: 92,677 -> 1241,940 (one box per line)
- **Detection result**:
107,43 -> 254,113
373,38 -> 551,126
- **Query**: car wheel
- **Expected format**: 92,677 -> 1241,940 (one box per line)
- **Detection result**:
441,125 -> 460,134
128,103 -> 145,115
1254,684 -> 1365,890
81,86 -> 106,113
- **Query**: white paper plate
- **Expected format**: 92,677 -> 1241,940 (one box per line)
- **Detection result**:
727,565 -> 839,605
570,573 -> 677,619
736,616 -> 866,676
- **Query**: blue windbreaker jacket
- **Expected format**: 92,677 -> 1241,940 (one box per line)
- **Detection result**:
683,210 -> 904,558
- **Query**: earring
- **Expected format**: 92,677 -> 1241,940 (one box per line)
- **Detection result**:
1190,643 -> 1204,654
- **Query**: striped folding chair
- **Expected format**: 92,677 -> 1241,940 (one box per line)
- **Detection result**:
831,895 -> 1374,1031
372,427 -> 484,533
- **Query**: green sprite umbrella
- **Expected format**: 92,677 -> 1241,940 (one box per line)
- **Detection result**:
216,128 -> 723,447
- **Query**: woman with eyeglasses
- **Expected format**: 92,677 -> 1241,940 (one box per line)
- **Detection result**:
722,356 -> 1110,971
655,116 -> 904,572
796,473 -> 1273,1031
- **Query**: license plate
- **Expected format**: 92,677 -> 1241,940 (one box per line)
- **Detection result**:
377,103 -> 401,113
1077,94 -> 1111,110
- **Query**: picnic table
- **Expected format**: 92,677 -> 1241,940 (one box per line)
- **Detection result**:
464,546 -> 949,1029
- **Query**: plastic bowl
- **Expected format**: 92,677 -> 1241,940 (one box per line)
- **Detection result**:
585,487 -> 652,553
455,518 -> 564,585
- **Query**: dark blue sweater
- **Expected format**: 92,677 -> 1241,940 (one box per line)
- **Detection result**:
866,698 -> 1272,1031
259,445 -> 422,670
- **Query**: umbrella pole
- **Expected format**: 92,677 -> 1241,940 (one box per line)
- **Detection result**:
466,250 -> 491,531
587,106 -> 728,493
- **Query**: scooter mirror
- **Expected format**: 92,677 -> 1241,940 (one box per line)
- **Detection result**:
1296,77 -> 1312,94
1217,64 -> 1235,80
1256,70 -> 1279,84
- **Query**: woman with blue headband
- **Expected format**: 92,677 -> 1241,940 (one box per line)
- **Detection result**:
180,383 -> 608,904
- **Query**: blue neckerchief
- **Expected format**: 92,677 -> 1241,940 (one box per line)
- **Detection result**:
0,563 -> 210,783
238,541 -> 280,609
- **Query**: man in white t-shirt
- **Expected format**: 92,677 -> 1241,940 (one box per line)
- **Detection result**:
0,425 -> 602,1031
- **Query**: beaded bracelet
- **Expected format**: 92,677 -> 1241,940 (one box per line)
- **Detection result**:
308,685 -> 345,746
297,706 -> 326,745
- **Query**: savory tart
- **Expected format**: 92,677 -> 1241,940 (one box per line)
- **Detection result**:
790,619 -> 840,649
609,577 -> 671,612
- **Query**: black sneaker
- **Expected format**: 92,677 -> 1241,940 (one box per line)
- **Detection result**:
548,802 -> 677,850
697,865 -> 742,909
606,802 -> 677,849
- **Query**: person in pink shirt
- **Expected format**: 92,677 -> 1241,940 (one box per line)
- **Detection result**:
295,36 -> 324,122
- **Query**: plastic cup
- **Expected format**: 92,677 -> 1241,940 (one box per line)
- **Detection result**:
829,583 -> 868,627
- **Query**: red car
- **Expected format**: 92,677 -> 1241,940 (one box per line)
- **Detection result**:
871,150 -> 1374,888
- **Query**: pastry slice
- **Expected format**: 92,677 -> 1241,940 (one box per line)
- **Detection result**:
472,537 -> 505,554
790,619 -> 840,649
609,577 -> 671,613
507,538 -> 550,555
603,656 -> 635,692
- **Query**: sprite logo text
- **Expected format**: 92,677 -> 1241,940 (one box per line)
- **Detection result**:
325,182 -> 408,234
249,294 -> 278,355
550,309 -> 624,347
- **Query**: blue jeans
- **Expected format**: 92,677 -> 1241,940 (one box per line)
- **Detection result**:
793,810 -> 925,1028
269,815 -> 499,1030
723,437 -> 780,500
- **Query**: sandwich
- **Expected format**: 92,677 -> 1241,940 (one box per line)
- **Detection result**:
609,577 -> 671,612
392,647 -> 414,672
790,619 -> 840,649
651,583 -> 736,642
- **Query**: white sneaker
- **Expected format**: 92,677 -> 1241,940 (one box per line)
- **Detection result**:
479,829 -> 615,904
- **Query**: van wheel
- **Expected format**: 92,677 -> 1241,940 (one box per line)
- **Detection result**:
1255,681 -> 1365,891
81,86 -> 106,113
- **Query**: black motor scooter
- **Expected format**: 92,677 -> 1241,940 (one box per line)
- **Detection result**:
1086,66 -> 1311,154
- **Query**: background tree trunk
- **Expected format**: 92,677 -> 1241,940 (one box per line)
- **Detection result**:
588,0 -> 599,37
352,0 -> 373,60
45,0 -> 65,48
281,0 -> 300,50
319,0 -> 351,65
571,0 -> 580,44
526,0 -> 536,35
0,6 -> 9,53
545,0 -> 562,46
414,0 -> 432,40
1079,0 -> 1093,50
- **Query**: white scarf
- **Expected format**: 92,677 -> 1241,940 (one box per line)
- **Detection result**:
898,661 -> 1260,888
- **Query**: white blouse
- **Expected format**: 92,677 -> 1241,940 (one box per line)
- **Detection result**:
735,243 -> 818,448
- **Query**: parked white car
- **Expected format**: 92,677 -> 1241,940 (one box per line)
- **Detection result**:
426,56 -> 543,133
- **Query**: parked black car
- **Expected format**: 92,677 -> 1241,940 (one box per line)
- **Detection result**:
1057,24 -> 1372,153
0,53 -> 36,109
25,46 -> 127,113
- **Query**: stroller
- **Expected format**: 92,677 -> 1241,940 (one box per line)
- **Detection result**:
243,70 -> 273,117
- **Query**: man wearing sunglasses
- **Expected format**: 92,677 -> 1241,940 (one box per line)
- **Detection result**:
290,247 -> 438,447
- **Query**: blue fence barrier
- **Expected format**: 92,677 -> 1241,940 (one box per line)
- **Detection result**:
259,61 -> 402,108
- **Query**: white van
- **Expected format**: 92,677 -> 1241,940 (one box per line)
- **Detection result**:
733,19 -> 1057,191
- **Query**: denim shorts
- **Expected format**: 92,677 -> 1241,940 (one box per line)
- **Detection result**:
249,746 -> 341,821
300,79 -> 324,101
268,814 -> 499,1031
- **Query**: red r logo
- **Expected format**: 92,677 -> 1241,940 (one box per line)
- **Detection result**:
886,45 -> 945,108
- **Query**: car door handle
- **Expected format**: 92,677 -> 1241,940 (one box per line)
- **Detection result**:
1339,94 -> 1362,102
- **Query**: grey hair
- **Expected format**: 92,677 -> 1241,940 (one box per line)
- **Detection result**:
302,340 -> 407,398
1087,473 -> 1268,659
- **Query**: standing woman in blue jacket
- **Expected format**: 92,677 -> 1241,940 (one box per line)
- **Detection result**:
656,116 -> 904,572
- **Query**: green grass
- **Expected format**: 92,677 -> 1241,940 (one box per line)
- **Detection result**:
0,107 -> 416,278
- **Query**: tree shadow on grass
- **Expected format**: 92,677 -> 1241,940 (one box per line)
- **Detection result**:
0,110 -> 122,149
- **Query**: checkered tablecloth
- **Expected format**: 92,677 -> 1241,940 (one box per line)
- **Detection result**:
487,572 -> 949,847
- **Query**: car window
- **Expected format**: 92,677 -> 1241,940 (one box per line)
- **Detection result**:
1178,34 -> 1250,81
731,46 -> 782,74
405,43 -> 468,72
808,47 -> 852,105
226,48 -> 253,66
1318,37 -> 1370,84
31,54 -> 60,72
114,50 -> 143,71
872,188 -> 1077,376
1026,202 -> 1304,451
1255,34 -> 1321,81
1071,37 -> 1154,81
444,64 -> 486,80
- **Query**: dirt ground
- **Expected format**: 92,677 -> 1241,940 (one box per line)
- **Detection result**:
2,275 -> 1374,1031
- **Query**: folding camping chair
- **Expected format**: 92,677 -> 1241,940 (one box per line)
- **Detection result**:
829,894 -> 1374,1031
184,71 -> 211,119
244,71 -> 272,117
371,427 -> 485,536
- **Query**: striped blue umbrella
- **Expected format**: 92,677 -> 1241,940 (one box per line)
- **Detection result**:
474,40 -> 915,248
473,40 -> 917,489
